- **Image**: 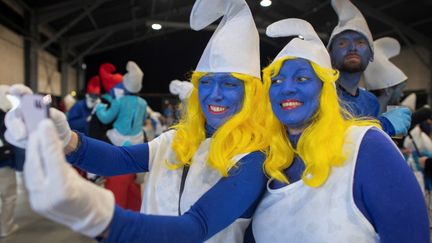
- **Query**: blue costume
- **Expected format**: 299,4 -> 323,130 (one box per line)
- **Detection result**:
67,76 -> 101,135
96,71 -> 147,146
67,127 -> 266,243
249,15 -> 428,240
328,2 -> 410,137
337,84 -> 380,117
96,93 -> 147,138
265,129 -> 429,243
95,66 -> 147,211
336,84 -> 395,135
67,100 -> 92,135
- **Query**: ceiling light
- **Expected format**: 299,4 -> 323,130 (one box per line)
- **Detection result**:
151,23 -> 162,30
260,0 -> 272,7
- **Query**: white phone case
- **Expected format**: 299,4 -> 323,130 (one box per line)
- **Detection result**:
21,94 -> 50,133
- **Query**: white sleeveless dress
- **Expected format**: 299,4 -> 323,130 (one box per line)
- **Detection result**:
141,130 -> 251,243
252,126 -> 381,243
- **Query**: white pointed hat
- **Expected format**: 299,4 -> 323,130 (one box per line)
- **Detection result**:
123,61 -> 144,93
364,37 -> 407,90
401,93 -> 416,112
123,61 -> 143,93
190,0 -> 261,78
328,0 -> 373,53
169,80 -> 194,101
267,18 -> 332,69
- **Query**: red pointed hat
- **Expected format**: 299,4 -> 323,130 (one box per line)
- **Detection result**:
99,63 -> 123,92
86,76 -> 101,95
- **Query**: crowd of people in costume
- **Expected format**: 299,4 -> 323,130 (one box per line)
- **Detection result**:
0,0 -> 431,242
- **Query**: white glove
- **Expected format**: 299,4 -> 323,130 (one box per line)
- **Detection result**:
8,84 -> 33,96
5,107 -> 72,148
169,80 -> 194,101
4,84 -> 34,148
24,120 -> 115,237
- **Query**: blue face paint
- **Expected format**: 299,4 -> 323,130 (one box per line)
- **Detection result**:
198,73 -> 245,130
269,59 -> 322,131
330,30 -> 372,73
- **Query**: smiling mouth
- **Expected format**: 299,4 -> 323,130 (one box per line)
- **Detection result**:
208,105 -> 227,114
280,100 -> 303,110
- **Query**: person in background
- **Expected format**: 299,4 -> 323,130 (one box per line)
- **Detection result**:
0,85 -> 19,237
251,18 -> 429,243
67,76 -> 101,135
4,0 -> 274,242
86,63 -> 124,143
95,61 -> 147,211
363,37 -> 408,114
328,0 -> 411,137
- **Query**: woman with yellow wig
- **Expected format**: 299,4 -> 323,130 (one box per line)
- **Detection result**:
3,0 -> 271,242
252,19 -> 429,243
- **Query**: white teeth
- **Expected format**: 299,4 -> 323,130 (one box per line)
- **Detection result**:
281,101 -> 302,108
209,105 -> 226,112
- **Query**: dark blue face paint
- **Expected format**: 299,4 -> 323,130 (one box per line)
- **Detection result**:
198,73 -> 245,130
330,30 -> 372,73
269,59 -> 322,130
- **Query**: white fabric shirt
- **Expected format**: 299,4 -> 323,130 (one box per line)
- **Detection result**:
141,130 -> 250,243
252,126 -> 379,243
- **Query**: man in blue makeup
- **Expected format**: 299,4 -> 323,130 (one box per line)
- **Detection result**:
328,0 -> 411,137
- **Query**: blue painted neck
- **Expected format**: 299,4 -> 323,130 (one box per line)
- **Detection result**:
337,71 -> 362,96
205,123 -> 216,138
288,132 -> 301,149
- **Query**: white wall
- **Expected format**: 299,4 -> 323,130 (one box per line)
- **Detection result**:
37,50 -> 61,95
67,64 -> 77,93
392,46 -> 431,92
0,24 -> 79,96
0,24 -> 24,85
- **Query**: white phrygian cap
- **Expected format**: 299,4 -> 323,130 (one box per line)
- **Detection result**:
267,18 -> 332,69
123,61 -> 143,93
401,93 -> 416,112
328,0 -> 374,53
364,37 -> 407,90
190,0 -> 261,78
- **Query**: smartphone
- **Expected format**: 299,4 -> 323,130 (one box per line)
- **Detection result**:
21,94 -> 51,134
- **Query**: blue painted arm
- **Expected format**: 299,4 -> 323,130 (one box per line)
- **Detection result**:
66,132 -> 149,175
354,128 -> 429,243
105,152 -> 267,243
